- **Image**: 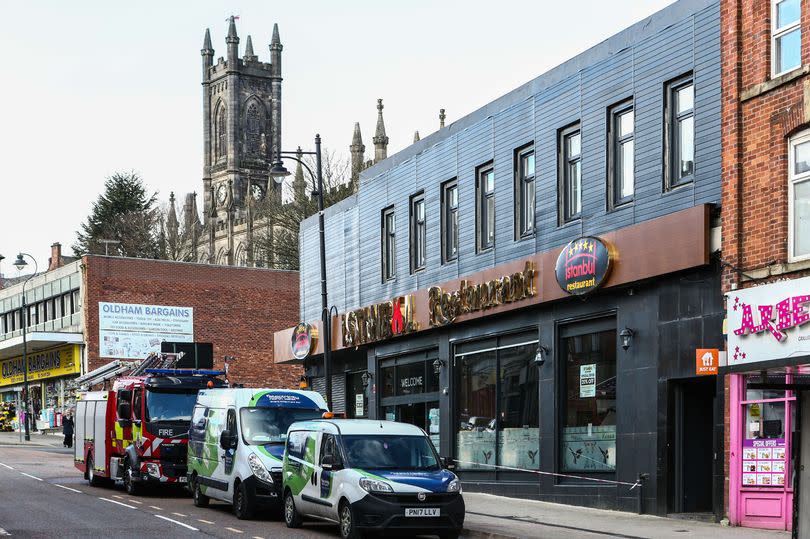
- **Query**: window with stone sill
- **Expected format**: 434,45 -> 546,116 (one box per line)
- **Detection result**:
789,130 -> 810,261
772,0 -> 802,78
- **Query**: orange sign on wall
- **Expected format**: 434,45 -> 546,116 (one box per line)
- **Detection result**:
696,349 -> 719,376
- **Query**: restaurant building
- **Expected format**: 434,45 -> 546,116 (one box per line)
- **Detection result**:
721,0 -> 810,534
275,0 -> 725,516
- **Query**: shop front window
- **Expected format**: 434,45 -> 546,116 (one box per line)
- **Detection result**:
456,335 -> 539,471
740,375 -> 793,489
560,325 -> 617,474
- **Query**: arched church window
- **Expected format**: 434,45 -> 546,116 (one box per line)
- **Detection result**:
235,244 -> 248,267
216,106 -> 227,160
246,103 -> 263,155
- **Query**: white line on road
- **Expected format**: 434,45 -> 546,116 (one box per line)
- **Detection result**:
19,472 -> 42,481
0,463 -> 13,470
155,514 -> 198,531
225,528 -> 243,534
54,484 -> 81,493
0,527 -> 9,536
148,505 -> 162,510
253,536 -> 265,539
197,519 -> 215,524
98,497 -> 136,509
111,494 -> 123,499
171,512 -> 187,517
127,499 -> 142,505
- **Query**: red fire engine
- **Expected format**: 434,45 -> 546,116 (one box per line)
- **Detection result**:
73,353 -> 226,495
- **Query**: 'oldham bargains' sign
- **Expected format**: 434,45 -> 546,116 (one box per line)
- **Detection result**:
726,276 -> 810,365
0,344 -> 81,387
555,237 -> 612,295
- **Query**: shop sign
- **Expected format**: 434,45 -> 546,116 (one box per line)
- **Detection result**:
355,393 -> 364,416
429,261 -> 537,326
695,349 -> 719,376
291,323 -> 317,360
99,301 -> 193,359
579,364 -> 596,397
341,295 -> 417,347
0,344 -> 81,388
555,237 -> 612,295
726,276 -> 810,365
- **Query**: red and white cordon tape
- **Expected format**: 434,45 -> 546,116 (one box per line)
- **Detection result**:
452,459 -> 642,490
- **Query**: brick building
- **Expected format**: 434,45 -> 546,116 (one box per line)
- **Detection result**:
721,0 -> 810,532
0,248 -> 301,427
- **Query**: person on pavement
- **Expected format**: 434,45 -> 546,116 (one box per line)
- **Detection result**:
62,412 -> 74,448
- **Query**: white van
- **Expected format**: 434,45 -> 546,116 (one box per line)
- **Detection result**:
187,388 -> 328,519
282,419 -> 465,539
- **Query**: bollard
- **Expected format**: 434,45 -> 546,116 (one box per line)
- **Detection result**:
637,473 -> 649,515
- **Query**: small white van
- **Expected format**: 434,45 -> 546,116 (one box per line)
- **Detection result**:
187,388 -> 328,519
282,419 -> 465,539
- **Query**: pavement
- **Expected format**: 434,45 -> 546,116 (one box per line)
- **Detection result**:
0,429 -> 67,447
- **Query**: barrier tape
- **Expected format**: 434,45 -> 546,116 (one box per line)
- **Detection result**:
452,459 -> 642,490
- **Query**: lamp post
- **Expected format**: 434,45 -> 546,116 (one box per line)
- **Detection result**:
13,253 -> 37,441
269,134 -> 332,410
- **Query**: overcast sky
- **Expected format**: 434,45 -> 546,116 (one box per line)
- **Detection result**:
0,0 -> 676,275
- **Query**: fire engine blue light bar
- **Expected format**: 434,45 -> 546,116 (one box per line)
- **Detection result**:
144,369 -> 226,376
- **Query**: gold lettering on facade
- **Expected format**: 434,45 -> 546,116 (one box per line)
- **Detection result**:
341,294 -> 418,347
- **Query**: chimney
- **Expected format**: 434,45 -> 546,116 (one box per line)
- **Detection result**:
48,242 -> 63,271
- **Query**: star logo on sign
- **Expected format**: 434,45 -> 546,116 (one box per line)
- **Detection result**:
742,353 -> 747,359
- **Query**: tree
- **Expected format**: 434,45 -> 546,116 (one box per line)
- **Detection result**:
73,172 -> 160,258
253,149 -> 353,270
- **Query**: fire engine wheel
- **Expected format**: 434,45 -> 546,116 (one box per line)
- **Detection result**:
192,475 -> 209,507
233,481 -> 255,520
123,459 -> 142,496
86,454 -> 105,487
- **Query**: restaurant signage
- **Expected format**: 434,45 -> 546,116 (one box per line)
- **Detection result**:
428,261 -> 537,326
291,323 -> 317,360
341,295 -> 418,347
555,237 -> 612,295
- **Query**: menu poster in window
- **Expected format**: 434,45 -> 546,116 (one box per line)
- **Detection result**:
355,394 -> 364,417
742,438 -> 786,487
580,364 -> 596,398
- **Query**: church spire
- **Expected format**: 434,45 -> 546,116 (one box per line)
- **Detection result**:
226,16 -> 239,66
201,28 -> 214,79
293,147 -> 308,205
439,108 -> 446,129
271,23 -> 281,47
413,131 -> 420,143
244,35 -> 257,61
167,192 -> 179,241
373,99 -> 389,163
350,122 -> 365,188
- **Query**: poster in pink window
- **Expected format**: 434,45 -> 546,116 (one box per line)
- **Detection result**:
742,439 -> 786,487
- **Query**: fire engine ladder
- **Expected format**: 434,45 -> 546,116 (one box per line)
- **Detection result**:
128,352 -> 185,377
72,360 -> 137,391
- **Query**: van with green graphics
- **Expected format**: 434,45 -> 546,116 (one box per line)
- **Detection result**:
282,419 -> 465,539
187,388 -> 328,519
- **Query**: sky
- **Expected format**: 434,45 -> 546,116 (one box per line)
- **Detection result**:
0,0 -> 676,276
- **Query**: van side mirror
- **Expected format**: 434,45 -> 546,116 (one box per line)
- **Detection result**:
117,402 -> 132,427
321,455 -> 342,471
220,430 -> 237,450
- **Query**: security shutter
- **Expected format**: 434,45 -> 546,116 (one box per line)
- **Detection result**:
311,375 -> 346,414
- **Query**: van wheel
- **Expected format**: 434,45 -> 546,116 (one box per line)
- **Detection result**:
87,454 -> 104,487
233,481 -> 255,520
339,500 -> 361,539
192,475 -> 209,508
284,490 -> 303,528
123,459 -> 141,496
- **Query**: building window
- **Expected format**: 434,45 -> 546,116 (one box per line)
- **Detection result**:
456,335 -> 539,471
215,105 -> 227,160
410,192 -> 426,272
773,0 -> 802,77
476,163 -> 495,252
790,131 -> 810,261
665,75 -> 695,189
381,206 -> 396,282
515,145 -> 536,238
559,124 -> 582,223
441,179 -> 459,263
608,102 -> 634,208
560,320 -> 617,474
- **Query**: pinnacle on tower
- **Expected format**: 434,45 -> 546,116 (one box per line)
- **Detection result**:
350,122 -> 366,187
167,192 -> 179,239
413,131 -> 421,143
271,23 -> 281,47
293,146 -> 308,204
202,28 -> 213,51
373,99 -> 389,163
244,35 -> 257,61
439,108 -> 446,129
226,15 -> 239,65
227,16 -> 238,41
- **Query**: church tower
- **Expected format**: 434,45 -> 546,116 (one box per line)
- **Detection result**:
200,16 -> 282,265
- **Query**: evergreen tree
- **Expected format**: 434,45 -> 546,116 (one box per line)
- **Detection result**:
73,172 -> 160,258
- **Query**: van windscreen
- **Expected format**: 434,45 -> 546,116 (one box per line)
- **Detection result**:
342,435 -> 439,470
240,407 -> 322,445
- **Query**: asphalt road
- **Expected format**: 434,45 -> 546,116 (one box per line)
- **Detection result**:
0,444 -> 347,538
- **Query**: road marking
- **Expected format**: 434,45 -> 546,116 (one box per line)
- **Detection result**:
155,515 -> 198,531
148,505 -> 162,510
253,536 -> 265,539
127,499 -> 142,505
225,528 -> 243,534
197,519 -> 215,524
98,497 -> 136,509
20,472 -> 42,481
0,527 -> 9,536
54,484 -> 81,493
0,463 -> 13,470
112,494 -> 123,499
171,512 -> 187,517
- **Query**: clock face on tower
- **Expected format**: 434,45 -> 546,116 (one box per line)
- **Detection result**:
216,183 -> 228,205
251,183 -> 264,202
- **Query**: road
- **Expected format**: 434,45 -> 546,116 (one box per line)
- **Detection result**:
0,444 -> 345,538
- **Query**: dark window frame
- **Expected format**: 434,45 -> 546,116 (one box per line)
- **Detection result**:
558,123 -> 582,225
441,179 -> 459,264
381,205 -> 397,282
476,162 -> 496,253
514,143 -> 536,240
409,192 -> 426,273
664,73 -> 695,190
607,100 -> 635,209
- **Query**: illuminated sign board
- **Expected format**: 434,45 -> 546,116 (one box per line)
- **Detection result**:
555,237 -> 612,295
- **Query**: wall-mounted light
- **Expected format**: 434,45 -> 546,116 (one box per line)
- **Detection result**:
534,346 -> 550,367
361,371 -> 372,389
298,375 -> 309,390
432,358 -> 446,374
619,327 -> 635,351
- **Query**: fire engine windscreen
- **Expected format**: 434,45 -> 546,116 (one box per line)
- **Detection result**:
239,407 -> 323,445
145,391 -> 198,422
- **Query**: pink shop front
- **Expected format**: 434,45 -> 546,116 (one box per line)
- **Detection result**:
725,276 -> 810,536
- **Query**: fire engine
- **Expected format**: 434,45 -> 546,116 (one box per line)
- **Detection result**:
73,353 -> 226,495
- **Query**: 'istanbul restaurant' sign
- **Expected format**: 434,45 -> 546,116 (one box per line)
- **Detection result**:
555,237 -> 612,295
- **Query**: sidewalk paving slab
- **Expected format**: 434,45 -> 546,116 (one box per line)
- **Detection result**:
462,493 -> 790,539
0,430 -> 66,447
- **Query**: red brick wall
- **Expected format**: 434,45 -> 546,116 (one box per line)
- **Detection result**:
82,256 -> 302,389
721,0 -> 810,519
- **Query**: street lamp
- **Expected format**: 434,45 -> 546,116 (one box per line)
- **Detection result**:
13,253 -> 37,441
269,134 -> 332,410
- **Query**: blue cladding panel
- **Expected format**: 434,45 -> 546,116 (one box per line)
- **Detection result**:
300,0 -> 721,322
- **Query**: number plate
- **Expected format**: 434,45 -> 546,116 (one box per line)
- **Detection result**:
178,476 -> 188,483
405,507 -> 439,517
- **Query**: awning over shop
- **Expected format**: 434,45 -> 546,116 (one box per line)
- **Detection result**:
0,332 -> 84,361
721,353 -> 810,390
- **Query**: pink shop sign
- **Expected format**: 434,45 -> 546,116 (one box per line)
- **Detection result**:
726,276 -> 810,365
